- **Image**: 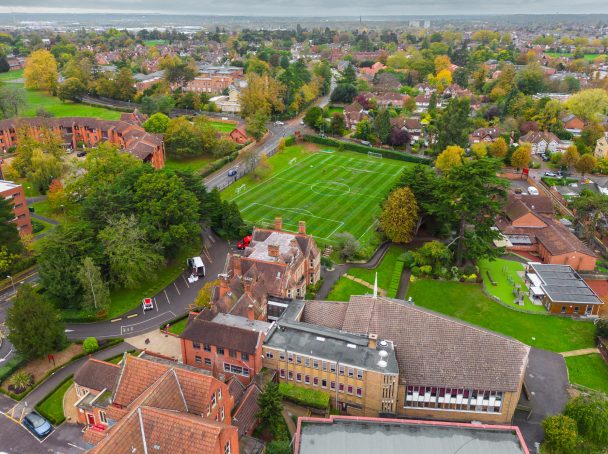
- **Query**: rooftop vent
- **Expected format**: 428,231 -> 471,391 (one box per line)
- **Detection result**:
377,360 -> 387,368
378,350 -> 388,358
379,340 -> 388,347
346,343 -> 356,349
316,336 -> 326,342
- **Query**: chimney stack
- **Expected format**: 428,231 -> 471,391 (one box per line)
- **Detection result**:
218,274 -> 230,298
243,276 -> 253,295
268,244 -> 280,258
368,333 -> 378,349
247,304 -> 255,321
232,254 -> 242,277
298,221 -> 306,234
275,217 -> 283,231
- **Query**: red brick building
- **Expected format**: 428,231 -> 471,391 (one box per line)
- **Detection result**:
185,65 -> 244,94
74,354 -> 237,453
180,310 -> 272,386
0,180 -> 32,235
0,117 -> 165,169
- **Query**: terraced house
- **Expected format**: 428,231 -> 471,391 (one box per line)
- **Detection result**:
0,115 -> 165,169
262,295 -> 530,424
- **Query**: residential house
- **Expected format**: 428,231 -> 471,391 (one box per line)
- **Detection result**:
263,295 -> 529,424
496,193 -> 597,271
344,101 -> 367,130
211,218 -> 321,321
180,310 -> 272,385
375,92 -> 405,109
358,62 -> 386,77
294,415 -> 529,454
0,180 -> 32,235
595,134 -> 608,159
0,118 -> 165,169
75,354 -> 237,453
133,70 -> 165,92
519,131 -> 563,154
415,82 -> 436,96
229,127 -> 250,145
469,127 -> 504,145
390,117 -> 423,144
525,263 -> 603,316
560,113 -> 585,136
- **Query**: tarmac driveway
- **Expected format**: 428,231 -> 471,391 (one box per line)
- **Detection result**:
514,347 -> 569,451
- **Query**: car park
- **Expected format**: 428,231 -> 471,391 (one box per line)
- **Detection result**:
142,297 -> 154,311
22,412 -> 53,439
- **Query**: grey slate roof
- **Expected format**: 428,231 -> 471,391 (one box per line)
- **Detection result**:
528,263 -> 603,305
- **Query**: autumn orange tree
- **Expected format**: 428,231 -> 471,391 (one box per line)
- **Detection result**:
379,187 -> 419,244
24,49 -> 58,93
510,144 -> 532,170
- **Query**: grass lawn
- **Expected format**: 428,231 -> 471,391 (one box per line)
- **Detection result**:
144,39 -> 168,46
0,69 -> 23,81
545,52 -> 605,62
32,218 -> 55,236
406,279 -> 596,352
326,277 -> 370,302
222,144 -> 413,248
30,199 -> 65,223
168,317 -> 189,335
15,177 -> 41,198
565,354 -> 608,394
210,121 -> 237,133
165,155 -> 215,173
349,245 -> 404,295
35,378 -> 72,425
479,258 -> 545,313
327,106 -> 344,115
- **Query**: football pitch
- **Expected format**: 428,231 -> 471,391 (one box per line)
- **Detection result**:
223,146 -> 414,245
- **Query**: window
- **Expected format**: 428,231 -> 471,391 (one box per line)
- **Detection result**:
99,411 -> 107,424
330,381 -> 336,390
279,352 -> 285,361
241,352 -> 249,361
313,377 -> 319,386
321,379 -> 327,388
204,358 -> 212,366
288,353 -> 294,363
574,306 -> 580,314
224,363 -> 231,372
561,306 -> 566,314
348,368 -> 354,378
218,388 -> 222,400
296,373 -> 302,382
339,383 -> 344,393
229,350 -> 237,358
195,356 -> 202,364
217,347 -> 225,356
266,351 -> 274,359
211,393 -> 217,408
296,355 -> 302,365
347,385 -> 353,394
339,365 -> 345,376
305,357 -> 310,367
288,371 -> 294,380
280,369 -> 286,378
313,360 -> 319,369
330,363 -> 336,373
220,406 -> 225,421
224,363 -> 250,377
356,387 -> 362,397
192,341 -> 201,350
357,370 -> 363,380
305,375 -> 310,384
203,344 -> 211,352
224,441 -> 231,454
322,361 -> 327,371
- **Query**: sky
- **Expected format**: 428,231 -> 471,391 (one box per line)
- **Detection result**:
0,0 -> 608,16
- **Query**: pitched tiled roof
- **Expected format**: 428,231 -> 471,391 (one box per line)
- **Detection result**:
181,315 -> 262,354
74,358 -> 120,393
233,384 -> 261,437
301,300 -> 348,330
301,296 -> 529,391
112,355 -> 171,407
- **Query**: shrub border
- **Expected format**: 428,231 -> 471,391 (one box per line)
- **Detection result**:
34,374 -> 73,425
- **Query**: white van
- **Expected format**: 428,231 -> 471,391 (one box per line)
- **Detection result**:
187,256 -> 206,277
528,186 -> 539,196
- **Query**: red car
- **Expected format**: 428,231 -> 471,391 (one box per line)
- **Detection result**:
237,235 -> 252,250
142,297 -> 154,311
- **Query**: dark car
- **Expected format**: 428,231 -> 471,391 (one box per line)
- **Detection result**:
227,168 -> 237,177
76,151 -> 87,157
23,412 -> 52,438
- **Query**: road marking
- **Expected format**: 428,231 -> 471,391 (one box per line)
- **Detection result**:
68,443 -> 86,451
110,318 -> 122,323
173,282 -> 181,296
127,313 -> 138,319
121,311 -> 177,335
163,290 -> 171,306
182,275 -> 190,288
207,234 -> 216,243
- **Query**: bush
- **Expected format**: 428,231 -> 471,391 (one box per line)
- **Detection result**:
411,266 -> 421,276
542,414 -> 578,454
83,337 -> 99,354
278,382 -> 330,409
401,251 -> 415,268
596,318 -> 608,338
564,394 -> 608,446
284,135 -> 296,147
321,256 -> 333,268
266,440 -> 292,454
31,219 -> 45,234
8,371 -> 33,394
303,135 -> 432,164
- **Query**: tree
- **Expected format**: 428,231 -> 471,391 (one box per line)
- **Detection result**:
340,63 -> 357,84
27,149 -> 62,194
564,394 -> 608,446
542,414 -> 578,454
240,73 -> 285,118
413,241 -> 452,275
330,83 -> 357,104
164,117 -> 202,157
0,85 -> 26,119
575,154 -> 597,177
113,68 -> 136,101
143,112 -> 170,133
435,146 -> 465,172
330,112 -> 346,135
246,111 -> 269,141
570,190 -> 608,240
256,382 -> 284,437
99,214 -> 163,288
561,145 -> 581,170
57,77 -> 86,102
77,257 -> 111,313
335,232 -> 360,260
373,109 -> 392,144
470,142 -> 488,159
354,118 -> 373,141
0,196 -> 22,255
83,337 -> 99,354
266,441 -> 291,454
515,63 -> 546,95
6,284 -> 66,359
566,88 -> 608,122
24,49 -> 58,92
435,98 -> 472,150
510,144 -> 532,170
194,280 -> 219,308
304,106 -> 323,130
388,128 -> 409,147
379,187 -> 419,243
488,137 -> 508,158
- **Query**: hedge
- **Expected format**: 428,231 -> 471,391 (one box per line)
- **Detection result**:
199,150 -> 239,178
278,382 -> 330,410
303,135 -> 432,164
387,256 -> 406,297
34,374 -> 73,425
284,135 -> 296,147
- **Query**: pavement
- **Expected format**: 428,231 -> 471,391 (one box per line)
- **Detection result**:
126,330 -> 182,361
513,347 -> 570,450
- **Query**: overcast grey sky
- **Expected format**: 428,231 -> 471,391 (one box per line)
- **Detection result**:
0,0 -> 607,16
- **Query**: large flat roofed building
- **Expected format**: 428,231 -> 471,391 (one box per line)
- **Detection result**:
525,263 -> 603,316
294,416 -> 529,454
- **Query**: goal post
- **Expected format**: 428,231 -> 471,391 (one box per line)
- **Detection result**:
288,157 -> 297,165
368,151 -> 383,159
235,184 -> 246,194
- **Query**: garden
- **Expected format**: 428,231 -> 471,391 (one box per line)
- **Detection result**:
565,353 -> 608,395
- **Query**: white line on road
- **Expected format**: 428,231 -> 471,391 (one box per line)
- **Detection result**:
182,275 -> 190,288
155,296 -> 160,311
173,282 -> 181,296
207,234 -> 216,243
110,318 -> 122,323
164,290 -> 171,305
121,311 -> 177,336
68,442 -> 86,451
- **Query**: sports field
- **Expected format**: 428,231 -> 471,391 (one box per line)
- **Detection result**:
223,145 -> 414,245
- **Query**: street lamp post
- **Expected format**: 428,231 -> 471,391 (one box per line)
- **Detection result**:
7,275 -> 15,294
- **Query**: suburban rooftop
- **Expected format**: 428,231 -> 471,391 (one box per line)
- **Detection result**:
528,263 -> 603,305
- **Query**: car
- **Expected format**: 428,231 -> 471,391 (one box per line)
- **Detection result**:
300,120 -> 304,125
227,168 -> 237,177
142,297 -> 154,311
275,121 -> 284,126
528,186 -> 540,196
542,154 -> 551,162
76,151 -> 86,157
22,412 -> 52,439
544,171 -> 557,177
360,140 -> 372,147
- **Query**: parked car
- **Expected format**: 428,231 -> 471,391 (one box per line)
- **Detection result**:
142,297 -> 154,311
187,256 -> 205,277
528,186 -> 540,196
541,154 -> 550,162
275,121 -> 284,126
360,140 -> 372,147
76,151 -> 86,157
227,168 -> 237,177
22,412 -> 52,438
544,171 -> 557,177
